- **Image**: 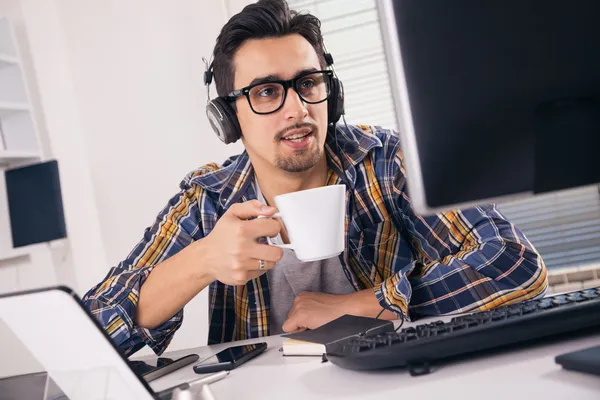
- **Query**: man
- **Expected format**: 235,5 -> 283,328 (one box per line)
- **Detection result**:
84,0 -> 548,357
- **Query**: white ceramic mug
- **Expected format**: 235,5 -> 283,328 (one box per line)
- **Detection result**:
260,184 -> 346,262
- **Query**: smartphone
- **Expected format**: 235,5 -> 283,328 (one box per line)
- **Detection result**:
193,342 -> 268,374
129,353 -> 199,382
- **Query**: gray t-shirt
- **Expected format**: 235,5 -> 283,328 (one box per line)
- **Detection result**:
254,179 -> 355,335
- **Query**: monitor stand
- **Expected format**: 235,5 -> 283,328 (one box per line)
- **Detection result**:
555,344 -> 600,376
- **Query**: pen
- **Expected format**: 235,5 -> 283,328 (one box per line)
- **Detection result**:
187,370 -> 229,389
156,370 -> 229,398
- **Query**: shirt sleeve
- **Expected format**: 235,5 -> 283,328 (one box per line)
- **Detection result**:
82,180 -> 204,356
374,146 -> 549,320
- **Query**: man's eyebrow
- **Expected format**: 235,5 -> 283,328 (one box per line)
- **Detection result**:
247,67 -> 319,87
248,74 -> 280,87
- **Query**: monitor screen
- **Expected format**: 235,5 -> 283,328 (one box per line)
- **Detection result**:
378,0 -> 600,215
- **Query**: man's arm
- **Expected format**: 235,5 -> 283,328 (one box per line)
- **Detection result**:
84,173 -> 284,355
135,238 -> 213,329
136,200 -> 283,330
83,182 -> 207,356
373,143 -> 549,319
282,128 -> 548,331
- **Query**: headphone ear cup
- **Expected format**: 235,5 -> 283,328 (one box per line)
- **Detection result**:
328,77 -> 345,125
206,97 -> 242,144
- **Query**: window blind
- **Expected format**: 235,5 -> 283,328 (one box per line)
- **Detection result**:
497,186 -> 600,271
290,0 -> 600,273
288,0 -> 397,130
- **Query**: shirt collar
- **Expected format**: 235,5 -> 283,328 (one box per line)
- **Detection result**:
325,124 -> 382,187
190,124 -> 382,209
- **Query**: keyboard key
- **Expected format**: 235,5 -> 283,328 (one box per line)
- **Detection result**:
508,307 -> 522,317
491,313 -> 507,321
552,296 -> 570,306
522,304 -> 537,314
450,316 -> 467,324
436,326 -> 451,334
451,322 -> 467,331
383,332 -> 403,345
567,292 -> 585,302
416,326 -> 429,337
406,333 -> 418,341
374,336 -> 390,348
537,299 -> 555,309
582,289 -> 599,299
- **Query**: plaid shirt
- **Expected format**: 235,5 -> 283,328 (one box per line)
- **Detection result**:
83,124 -> 548,356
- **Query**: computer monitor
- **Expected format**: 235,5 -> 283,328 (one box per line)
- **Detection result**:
377,0 -> 600,215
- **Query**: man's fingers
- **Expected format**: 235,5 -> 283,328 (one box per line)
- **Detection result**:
282,316 -> 302,333
243,217 -> 282,240
249,243 -> 284,263
246,270 -> 269,281
248,259 -> 276,271
282,309 -> 308,333
228,200 -> 276,220
229,260 -> 274,285
282,301 -> 304,333
287,326 -> 307,334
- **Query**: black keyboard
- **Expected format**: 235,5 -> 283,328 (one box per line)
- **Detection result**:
326,287 -> 600,374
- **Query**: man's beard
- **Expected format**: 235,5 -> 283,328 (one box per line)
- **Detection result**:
275,146 -> 323,173
274,122 -> 322,173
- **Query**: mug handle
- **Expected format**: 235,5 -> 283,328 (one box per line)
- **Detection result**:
257,213 -> 294,249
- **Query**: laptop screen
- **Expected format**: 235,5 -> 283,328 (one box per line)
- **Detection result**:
0,287 -> 156,400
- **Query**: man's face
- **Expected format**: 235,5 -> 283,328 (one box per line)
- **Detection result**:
232,34 -> 329,173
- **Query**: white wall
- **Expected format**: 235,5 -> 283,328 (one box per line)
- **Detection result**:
13,0 -> 244,354
224,0 -> 254,15
0,0 -> 69,292
55,1 -> 244,268
57,0 -> 243,352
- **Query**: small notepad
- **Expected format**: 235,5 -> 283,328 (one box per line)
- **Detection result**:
281,314 -> 394,356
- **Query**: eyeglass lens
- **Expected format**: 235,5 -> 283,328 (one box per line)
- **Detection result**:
247,71 -> 330,114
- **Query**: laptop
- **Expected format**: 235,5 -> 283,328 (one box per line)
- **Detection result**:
0,286 -> 178,400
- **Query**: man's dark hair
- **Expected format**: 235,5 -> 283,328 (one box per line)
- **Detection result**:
211,0 -> 327,98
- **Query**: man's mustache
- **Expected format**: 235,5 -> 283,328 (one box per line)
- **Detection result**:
274,122 -> 318,141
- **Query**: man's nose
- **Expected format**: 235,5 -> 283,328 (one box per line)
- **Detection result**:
281,87 -> 308,120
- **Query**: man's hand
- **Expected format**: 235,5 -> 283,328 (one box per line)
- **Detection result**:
282,290 -> 399,333
201,200 -> 284,286
282,292 -> 350,333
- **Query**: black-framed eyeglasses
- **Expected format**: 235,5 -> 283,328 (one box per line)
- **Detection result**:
225,70 -> 334,115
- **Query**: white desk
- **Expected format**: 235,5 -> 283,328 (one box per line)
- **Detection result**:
145,318 -> 600,400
